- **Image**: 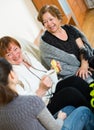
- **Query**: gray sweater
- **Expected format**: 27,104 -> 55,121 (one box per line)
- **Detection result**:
0,96 -> 63,130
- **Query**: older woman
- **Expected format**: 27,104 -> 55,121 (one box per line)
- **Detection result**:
37,4 -> 94,111
37,4 -> 94,82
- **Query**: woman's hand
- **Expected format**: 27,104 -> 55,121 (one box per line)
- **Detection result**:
36,75 -> 53,97
76,60 -> 92,79
57,111 -> 67,120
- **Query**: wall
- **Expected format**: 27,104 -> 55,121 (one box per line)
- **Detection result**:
58,0 -> 71,15
0,0 -> 42,43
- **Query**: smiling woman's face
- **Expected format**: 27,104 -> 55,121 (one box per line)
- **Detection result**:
4,42 -> 23,65
42,12 -> 61,34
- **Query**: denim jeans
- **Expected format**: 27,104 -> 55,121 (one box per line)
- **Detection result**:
84,109 -> 94,130
54,106 -> 94,130
54,105 -> 75,119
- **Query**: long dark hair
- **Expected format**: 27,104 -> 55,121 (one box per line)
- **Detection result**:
0,58 -> 18,106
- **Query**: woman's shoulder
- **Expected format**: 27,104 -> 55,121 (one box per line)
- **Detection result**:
8,95 -> 45,112
42,30 -> 51,39
19,95 -> 45,106
62,24 -> 76,31
62,24 -> 80,36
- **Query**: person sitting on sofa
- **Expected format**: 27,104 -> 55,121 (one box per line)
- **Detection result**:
37,4 -> 94,83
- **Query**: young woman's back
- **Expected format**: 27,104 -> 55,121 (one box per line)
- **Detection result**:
0,95 -> 46,130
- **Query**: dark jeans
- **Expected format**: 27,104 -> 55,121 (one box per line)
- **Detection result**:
47,76 -> 92,115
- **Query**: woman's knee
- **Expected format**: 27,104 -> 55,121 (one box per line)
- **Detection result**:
75,106 -> 91,120
76,106 -> 91,113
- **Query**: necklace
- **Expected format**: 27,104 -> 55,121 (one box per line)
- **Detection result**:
22,52 -> 47,79
24,63 -> 54,97
24,64 -> 46,80
22,52 -> 54,97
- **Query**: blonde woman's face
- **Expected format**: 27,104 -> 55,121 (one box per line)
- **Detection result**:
4,43 -> 23,65
42,12 -> 61,33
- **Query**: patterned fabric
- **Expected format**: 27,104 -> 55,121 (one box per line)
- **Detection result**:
0,96 -> 45,130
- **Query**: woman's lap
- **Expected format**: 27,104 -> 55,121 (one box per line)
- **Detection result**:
56,76 -> 91,101
47,87 -> 90,115
62,106 -> 91,130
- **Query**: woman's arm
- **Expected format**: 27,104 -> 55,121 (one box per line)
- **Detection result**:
37,107 -> 64,130
36,75 -> 53,97
76,38 -> 92,79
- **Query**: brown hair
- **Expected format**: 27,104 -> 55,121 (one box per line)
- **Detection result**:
37,4 -> 62,25
0,58 -> 18,106
0,36 -> 21,57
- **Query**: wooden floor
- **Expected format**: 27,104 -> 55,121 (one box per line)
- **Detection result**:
82,9 -> 94,48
